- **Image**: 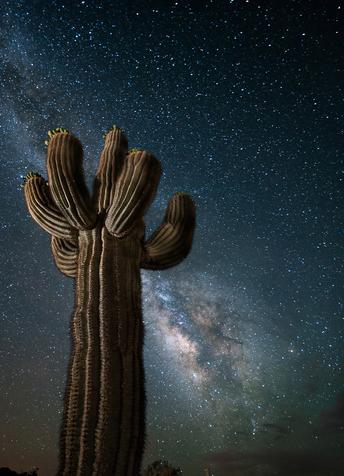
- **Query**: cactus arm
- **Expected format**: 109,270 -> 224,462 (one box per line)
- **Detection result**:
140,192 -> 196,270
105,149 -> 162,238
23,172 -> 77,241
51,236 -> 78,278
93,125 -> 128,213
46,129 -> 96,230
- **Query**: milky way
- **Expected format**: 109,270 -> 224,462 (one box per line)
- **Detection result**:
0,1 -> 343,475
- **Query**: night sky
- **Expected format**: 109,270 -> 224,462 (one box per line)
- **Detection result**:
0,1 -> 343,475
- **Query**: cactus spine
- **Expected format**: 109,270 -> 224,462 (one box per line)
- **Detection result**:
23,126 -> 196,476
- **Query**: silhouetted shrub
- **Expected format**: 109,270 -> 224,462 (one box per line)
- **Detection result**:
0,468 -> 38,476
143,459 -> 182,475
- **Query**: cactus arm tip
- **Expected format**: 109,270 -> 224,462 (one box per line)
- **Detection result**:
102,124 -> 123,140
21,171 -> 43,188
45,127 -> 70,145
23,170 -> 42,182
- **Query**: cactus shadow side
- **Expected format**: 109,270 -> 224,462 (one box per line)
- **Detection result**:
23,126 -> 196,476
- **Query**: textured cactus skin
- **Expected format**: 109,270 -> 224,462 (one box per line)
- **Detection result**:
23,126 -> 196,476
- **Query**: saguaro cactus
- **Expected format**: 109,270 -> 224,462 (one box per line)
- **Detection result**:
23,126 -> 196,476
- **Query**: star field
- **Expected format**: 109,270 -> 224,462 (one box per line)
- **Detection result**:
0,1 -> 343,475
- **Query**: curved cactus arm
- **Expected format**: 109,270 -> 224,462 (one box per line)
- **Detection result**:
93,125 -> 128,213
46,128 -> 96,230
105,149 -> 162,238
51,235 -> 78,278
23,172 -> 77,241
140,192 -> 196,270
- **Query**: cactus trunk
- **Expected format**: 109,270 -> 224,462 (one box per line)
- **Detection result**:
23,126 -> 196,476
58,224 -> 145,476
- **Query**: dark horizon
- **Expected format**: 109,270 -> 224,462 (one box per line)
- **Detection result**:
0,1 -> 343,475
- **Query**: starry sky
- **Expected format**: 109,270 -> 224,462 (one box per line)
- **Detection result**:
0,0 -> 343,475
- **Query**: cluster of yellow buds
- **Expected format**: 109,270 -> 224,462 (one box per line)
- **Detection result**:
102,124 -> 121,139
21,171 -> 42,188
44,127 -> 69,146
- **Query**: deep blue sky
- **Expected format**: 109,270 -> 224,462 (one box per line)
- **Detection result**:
0,1 -> 343,475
